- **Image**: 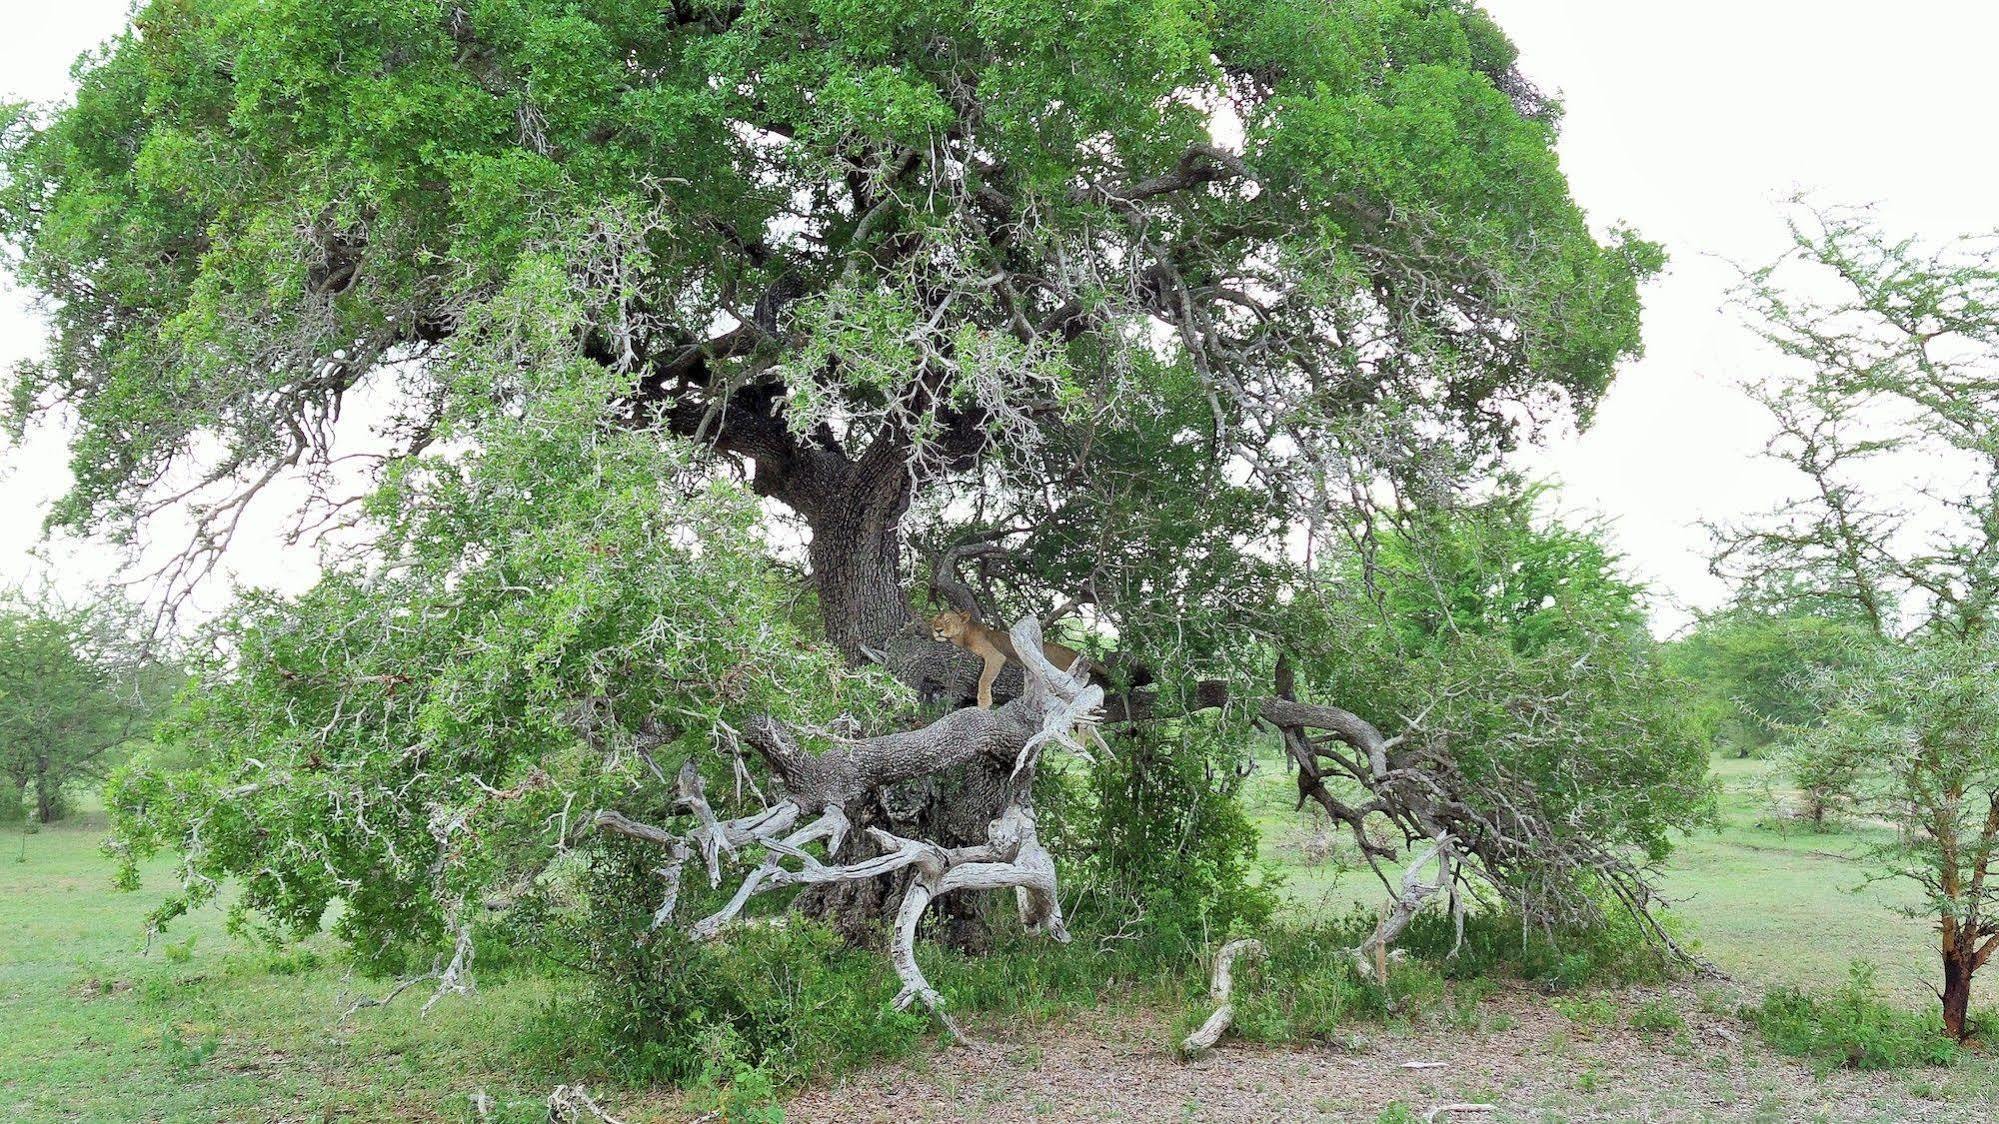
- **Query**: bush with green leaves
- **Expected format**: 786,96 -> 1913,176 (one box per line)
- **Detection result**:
1747,962 -> 1963,1072
0,592 -> 173,824
1177,899 -> 1677,1052
1393,896 -> 1681,992
1663,608 -> 1873,762
107,335 -> 885,956
1069,719 -> 1277,944
527,837 -> 928,1086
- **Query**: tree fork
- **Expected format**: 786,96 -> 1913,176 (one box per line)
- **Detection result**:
601,618 -> 1100,1036
760,452 -> 1028,945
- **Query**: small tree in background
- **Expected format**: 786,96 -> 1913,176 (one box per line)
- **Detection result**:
1718,201 -> 1999,1039
1786,641 -> 1999,1039
0,593 -> 166,823
1664,608 -> 1874,765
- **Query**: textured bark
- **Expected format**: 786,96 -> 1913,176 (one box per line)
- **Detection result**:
653,370 -> 1030,950
1942,946 -> 1974,1040
791,465 -> 930,933
790,823 -> 903,946
808,503 -> 918,663
753,696 -> 1027,948
1353,834 -> 1459,984
765,443 -> 1025,947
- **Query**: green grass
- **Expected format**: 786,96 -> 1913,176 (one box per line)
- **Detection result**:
1651,756 -> 1969,1006
1747,961 -> 1962,1072
0,814 -> 576,1123
9,747 -> 1999,1119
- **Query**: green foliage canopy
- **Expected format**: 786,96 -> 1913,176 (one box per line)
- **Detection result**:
1663,609 -> 1874,759
0,593 -> 165,822
1,0 -> 1657,611
109,319 -> 883,948
1285,493 -> 1712,919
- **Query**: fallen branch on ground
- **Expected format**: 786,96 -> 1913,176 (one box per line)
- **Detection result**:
547,1084 -> 628,1123
339,918 -> 475,1019
1180,937 -> 1266,1056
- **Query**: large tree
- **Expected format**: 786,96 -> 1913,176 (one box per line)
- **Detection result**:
5,0 -> 1688,1026
1,0 -> 1653,649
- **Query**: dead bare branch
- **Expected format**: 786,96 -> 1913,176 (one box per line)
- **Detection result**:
1179,937 -> 1266,1056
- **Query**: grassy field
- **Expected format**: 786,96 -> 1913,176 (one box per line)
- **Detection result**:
1654,756 -> 1964,1004
4,751 -> 1994,1121
0,813 -> 573,1122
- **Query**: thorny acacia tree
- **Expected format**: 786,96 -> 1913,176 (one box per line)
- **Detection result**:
1717,202 -> 1999,1039
4,0 -> 1692,1023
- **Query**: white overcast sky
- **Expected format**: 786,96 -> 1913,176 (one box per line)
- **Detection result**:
3,2 -> 1997,631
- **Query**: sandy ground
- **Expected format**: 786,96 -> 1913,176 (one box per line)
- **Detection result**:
785,983 -> 1995,1123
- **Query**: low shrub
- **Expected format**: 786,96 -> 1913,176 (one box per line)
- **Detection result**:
1383,895 -> 1680,991
1746,962 -> 1959,1071
524,832 -> 1692,1091
260,946 -> 322,976
1209,931 -> 1404,1045
514,838 -> 930,1086
1552,994 -> 1618,1029
685,1029 -> 787,1124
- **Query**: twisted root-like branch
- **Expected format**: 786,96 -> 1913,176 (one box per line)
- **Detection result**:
596,617 -> 1096,1040
340,914 -> 477,1019
1353,834 -> 1459,986
1258,657 -> 1685,970
1180,937 -> 1266,1056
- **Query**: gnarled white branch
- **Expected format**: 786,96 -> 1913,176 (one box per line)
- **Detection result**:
1354,833 -> 1458,985
595,616 -> 1094,1042
1180,937 -> 1266,1056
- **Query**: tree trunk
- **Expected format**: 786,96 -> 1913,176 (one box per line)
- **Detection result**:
789,469 -> 1004,949
806,505 -> 919,662
1942,944 -> 1974,1040
33,754 -> 55,824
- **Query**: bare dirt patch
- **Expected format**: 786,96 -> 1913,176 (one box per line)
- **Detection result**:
786,985 -> 1995,1123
